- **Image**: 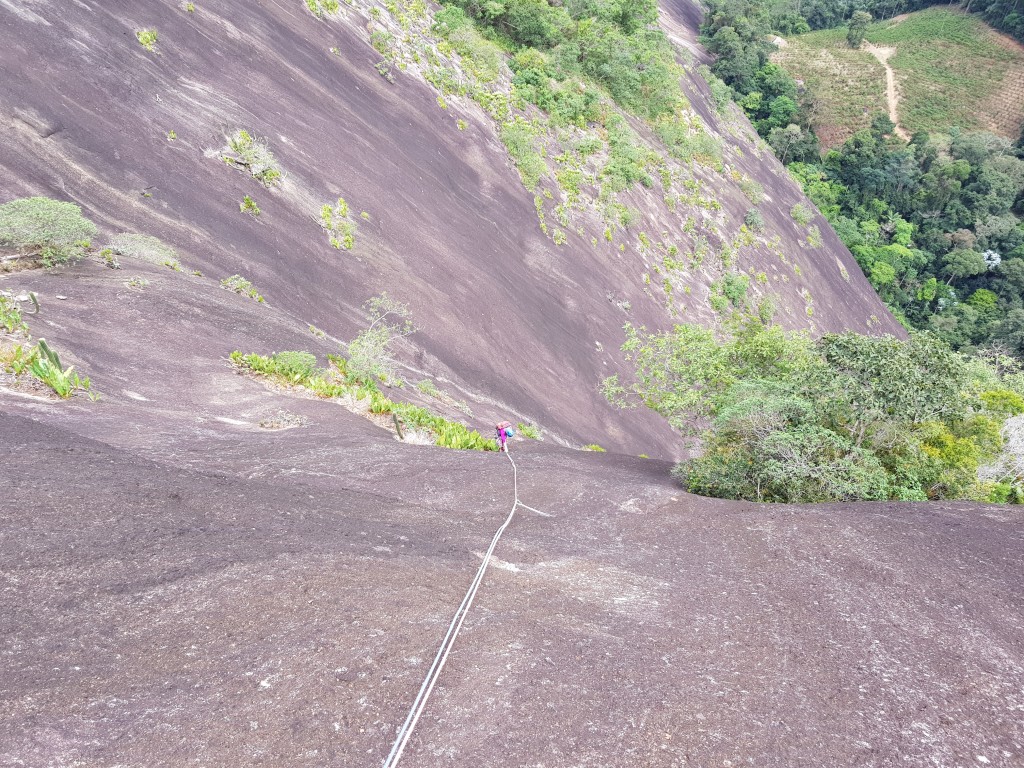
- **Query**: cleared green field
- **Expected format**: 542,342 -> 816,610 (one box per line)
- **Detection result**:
772,28 -> 887,148
773,7 -> 1024,147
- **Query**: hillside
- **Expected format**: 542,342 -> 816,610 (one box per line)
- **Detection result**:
5,1 -> 1024,765
774,7 -> 1024,149
0,0 -> 902,458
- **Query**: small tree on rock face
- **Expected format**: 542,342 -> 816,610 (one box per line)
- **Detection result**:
0,197 -> 97,267
846,11 -> 871,48
345,293 -> 416,384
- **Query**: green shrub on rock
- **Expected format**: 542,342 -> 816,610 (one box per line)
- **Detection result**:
106,233 -> 176,265
0,197 -> 96,267
605,316 -> 1024,503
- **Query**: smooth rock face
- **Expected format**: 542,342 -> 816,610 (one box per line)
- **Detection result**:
0,0 -> 903,457
2,2 -> 1019,766
2,406 -> 1023,767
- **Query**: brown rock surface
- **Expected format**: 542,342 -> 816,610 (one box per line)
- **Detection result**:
2,403 -> 1023,767
4,3 -> 1019,765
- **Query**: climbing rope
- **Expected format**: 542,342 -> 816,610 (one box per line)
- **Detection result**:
382,447 -> 542,767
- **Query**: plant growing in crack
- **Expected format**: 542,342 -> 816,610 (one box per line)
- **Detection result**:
0,197 -> 96,268
305,0 -> 340,18
136,28 -> 158,52
240,195 -> 261,217
221,130 -> 283,187
345,293 -> 416,384
221,274 -> 265,303
5,338 -> 94,398
319,198 -> 357,249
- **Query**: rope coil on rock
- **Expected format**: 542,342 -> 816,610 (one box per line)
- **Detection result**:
382,448 -> 537,767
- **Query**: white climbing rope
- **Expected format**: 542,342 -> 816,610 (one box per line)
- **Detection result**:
382,447 -> 541,767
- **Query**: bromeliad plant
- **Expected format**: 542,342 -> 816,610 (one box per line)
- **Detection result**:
4,338 -> 92,398
31,339 -> 91,398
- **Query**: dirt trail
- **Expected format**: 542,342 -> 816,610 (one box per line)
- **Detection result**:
864,43 -> 911,140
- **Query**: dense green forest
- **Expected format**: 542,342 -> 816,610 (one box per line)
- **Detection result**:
434,0 -> 682,120
702,0 -> 1024,359
605,316 -> 1024,502
432,0 -> 1024,503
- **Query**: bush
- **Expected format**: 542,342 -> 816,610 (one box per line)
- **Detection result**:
271,351 -> 319,381
416,378 -> 439,396
500,118 -> 546,189
438,0 -> 680,119
220,274 -> 264,302
603,115 -> 657,192
699,65 -> 733,112
739,176 -> 764,204
606,317 -> 1021,502
106,233 -> 176,265
744,208 -> 765,231
320,198 -> 357,250
790,202 -> 813,226
345,293 -> 415,384
656,117 -> 723,167
136,28 -> 158,51
721,272 -> 749,307
0,197 -> 96,267
305,0 -> 340,17
370,29 -> 395,57
222,130 -> 282,187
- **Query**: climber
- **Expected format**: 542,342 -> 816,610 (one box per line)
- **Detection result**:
495,421 -> 514,452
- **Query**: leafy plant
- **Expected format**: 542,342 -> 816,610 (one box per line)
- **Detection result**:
416,378 -> 440,396
126,276 -> 149,289
319,198 -> 357,249
240,195 -> 260,217
790,203 -> 813,226
231,349 -> 495,451
106,233 -> 176,265
270,350 -> 319,381
0,295 -> 28,334
583,444 -> 607,452
743,208 -> 765,231
605,315 -> 1022,502
220,274 -> 265,303
222,130 -> 283,187
0,197 -> 96,267
305,0 -> 340,17
345,293 -> 415,384
517,422 -> 541,439
136,28 -> 158,52
26,339 -> 92,398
